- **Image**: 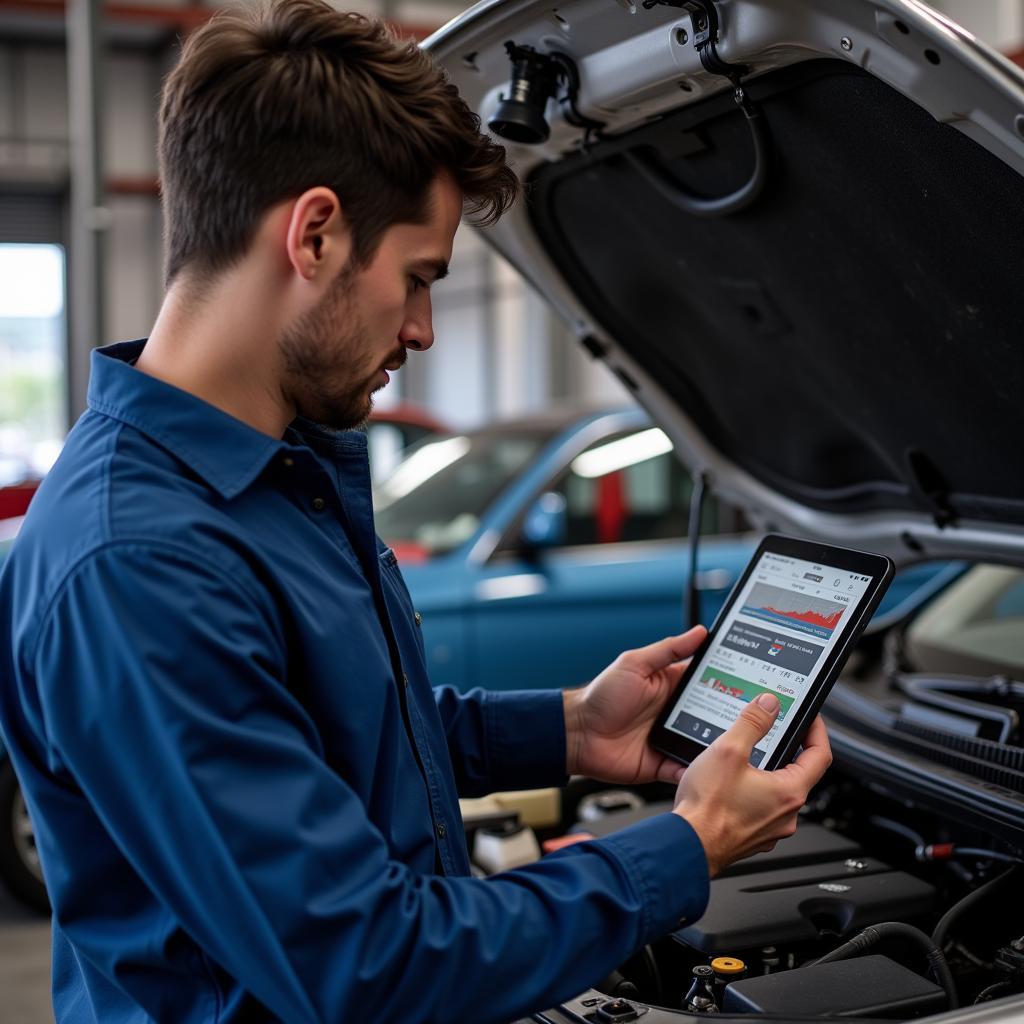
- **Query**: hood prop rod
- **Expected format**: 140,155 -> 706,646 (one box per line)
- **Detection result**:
632,0 -> 770,218
686,470 -> 708,630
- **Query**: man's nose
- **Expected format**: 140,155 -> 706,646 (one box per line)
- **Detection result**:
400,306 -> 434,352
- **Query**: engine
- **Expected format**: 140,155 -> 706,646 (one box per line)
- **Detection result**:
536,783 -> 1024,1021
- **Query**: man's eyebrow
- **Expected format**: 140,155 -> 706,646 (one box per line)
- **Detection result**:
411,258 -> 449,282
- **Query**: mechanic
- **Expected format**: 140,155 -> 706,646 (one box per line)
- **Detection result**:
0,1 -> 831,1021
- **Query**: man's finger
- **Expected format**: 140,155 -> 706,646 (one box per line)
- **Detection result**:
661,659 -> 693,688
655,755 -> 686,785
721,692 -> 781,756
627,626 -> 707,675
787,715 -> 832,784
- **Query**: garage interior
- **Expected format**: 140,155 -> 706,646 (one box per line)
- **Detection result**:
1,0 -> 1023,1021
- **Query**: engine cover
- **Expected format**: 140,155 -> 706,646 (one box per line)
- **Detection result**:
721,955 -> 947,1017
673,855 -> 936,954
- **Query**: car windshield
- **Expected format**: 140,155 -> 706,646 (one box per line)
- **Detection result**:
905,565 -> 1024,677
373,428 -> 550,558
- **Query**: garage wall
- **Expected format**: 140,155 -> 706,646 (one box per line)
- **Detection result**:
0,41 -> 164,349
936,0 -> 1024,51
0,2 -> 629,433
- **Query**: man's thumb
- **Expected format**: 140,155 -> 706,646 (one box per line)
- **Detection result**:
728,692 -> 781,752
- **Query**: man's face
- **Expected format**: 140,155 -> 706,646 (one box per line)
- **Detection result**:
279,174 -> 461,430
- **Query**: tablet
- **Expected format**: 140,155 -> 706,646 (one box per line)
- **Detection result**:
650,535 -> 894,771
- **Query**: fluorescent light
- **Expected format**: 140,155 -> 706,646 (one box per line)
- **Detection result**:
475,574 -> 548,601
375,436 -> 470,507
571,428 -> 672,479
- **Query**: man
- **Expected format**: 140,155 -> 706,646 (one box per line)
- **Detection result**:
0,1 -> 831,1021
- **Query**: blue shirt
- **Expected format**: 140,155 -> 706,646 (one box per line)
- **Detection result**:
0,340 -> 708,1023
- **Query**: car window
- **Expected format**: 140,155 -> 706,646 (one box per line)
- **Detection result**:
365,421 -> 442,481
994,575 -> 1024,619
373,430 -> 550,557
905,565 -> 1024,677
546,427 -> 746,547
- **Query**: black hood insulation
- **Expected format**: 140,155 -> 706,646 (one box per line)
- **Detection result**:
528,60 -> 1024,526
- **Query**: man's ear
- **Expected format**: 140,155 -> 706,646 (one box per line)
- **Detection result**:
284,187 -> 352,282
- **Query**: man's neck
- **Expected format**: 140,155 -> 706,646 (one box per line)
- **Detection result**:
136,271 -> 294,439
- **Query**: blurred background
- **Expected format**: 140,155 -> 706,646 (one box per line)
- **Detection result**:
0,1 -> 1023,1020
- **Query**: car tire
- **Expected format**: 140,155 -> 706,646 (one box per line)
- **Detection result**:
0,759 -> 49,914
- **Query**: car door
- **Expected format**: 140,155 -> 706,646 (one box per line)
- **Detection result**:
469,426 -> 752,691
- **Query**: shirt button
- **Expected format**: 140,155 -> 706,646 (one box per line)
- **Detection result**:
414,612 -> 422,627
282,457 -> 294,468
402,673 -> 409,688
436,823 -> 447,839
311,497 -> 326,512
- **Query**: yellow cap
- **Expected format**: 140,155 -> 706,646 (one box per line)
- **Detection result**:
711,957 -> 746,975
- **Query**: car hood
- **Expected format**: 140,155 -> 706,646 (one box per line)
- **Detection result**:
425,0 -> 1024,568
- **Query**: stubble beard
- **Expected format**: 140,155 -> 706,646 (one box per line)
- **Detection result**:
279,264 -> 380,432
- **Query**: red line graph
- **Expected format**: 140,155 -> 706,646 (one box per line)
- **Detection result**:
762,605 -> 844,631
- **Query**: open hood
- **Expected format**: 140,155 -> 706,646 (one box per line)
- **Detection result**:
426,0 -> 1024,568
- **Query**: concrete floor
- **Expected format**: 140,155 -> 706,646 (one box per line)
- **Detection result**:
0,885 -> 52,1023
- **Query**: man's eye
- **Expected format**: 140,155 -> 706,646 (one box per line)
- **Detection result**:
410,276 -> 428,292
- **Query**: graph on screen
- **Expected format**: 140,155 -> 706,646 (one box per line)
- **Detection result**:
740,582 -> 848,640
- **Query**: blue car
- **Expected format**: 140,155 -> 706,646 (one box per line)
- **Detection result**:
374,408 -> 945,694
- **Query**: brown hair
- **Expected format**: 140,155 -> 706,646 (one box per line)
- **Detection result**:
158,0 -> 518,285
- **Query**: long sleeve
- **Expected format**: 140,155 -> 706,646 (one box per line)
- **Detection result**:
33,542 -> 709,1024
432,685 -> 569,796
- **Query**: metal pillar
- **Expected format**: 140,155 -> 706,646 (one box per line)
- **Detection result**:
480,248 -> 499,417
66,0 -> 108,422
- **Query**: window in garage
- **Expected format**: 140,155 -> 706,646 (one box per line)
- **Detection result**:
0,242 -> 67,487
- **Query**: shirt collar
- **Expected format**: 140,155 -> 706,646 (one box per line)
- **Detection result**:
87,340 -> 290,501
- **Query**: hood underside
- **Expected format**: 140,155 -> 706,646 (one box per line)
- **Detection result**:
427,0 -> 1024,567
529,58 -> 1024,524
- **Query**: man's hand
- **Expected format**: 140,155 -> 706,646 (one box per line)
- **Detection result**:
563,627 -> 707,784
674,694 -> 833,876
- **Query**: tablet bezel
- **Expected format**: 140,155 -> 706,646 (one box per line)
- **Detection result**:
650,534 -> 894,771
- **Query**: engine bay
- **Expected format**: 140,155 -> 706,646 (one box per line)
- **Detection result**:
533,784 -> 1024,1021
457,567 -> 1024,1022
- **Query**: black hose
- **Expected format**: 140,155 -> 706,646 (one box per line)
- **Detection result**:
623,98 -> 769,219
949,847 -> 1023,864
868,814 -> 924,848
976,981 -> 1015,1004
811,922 -> 957,1009
640,945 -> 663,1006
932,865 -> 1020,953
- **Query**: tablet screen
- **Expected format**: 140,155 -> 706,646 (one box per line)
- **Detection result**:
663,549 -> 875,767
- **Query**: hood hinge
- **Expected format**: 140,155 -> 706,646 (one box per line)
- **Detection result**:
642,0 -> 749,81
